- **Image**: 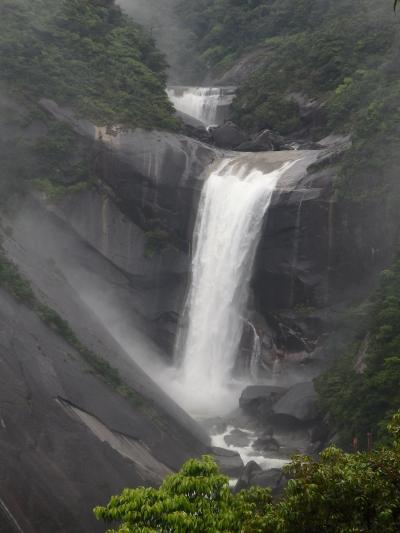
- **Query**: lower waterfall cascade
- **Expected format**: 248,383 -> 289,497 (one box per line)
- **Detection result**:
171,158 -> 295,417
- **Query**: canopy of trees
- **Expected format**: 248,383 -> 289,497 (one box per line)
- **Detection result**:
0,0 -> 178,130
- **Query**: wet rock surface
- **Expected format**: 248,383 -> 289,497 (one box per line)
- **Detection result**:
239,385 -> 287,419
272,382 -> 319,423
211,447 -> 244,477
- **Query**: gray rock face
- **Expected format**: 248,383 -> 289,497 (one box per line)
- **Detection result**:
272,382 -> 319,423
0,287 -> 208,533
41,98 -> 218,247
0,193 -> 212,532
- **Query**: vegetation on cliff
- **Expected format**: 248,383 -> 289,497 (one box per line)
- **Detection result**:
95,413 -> 400,532
317,258 -> 400,447
0,242 -> 147,407
0,0 -> 178,130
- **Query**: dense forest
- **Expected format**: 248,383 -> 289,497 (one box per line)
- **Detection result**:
0,0 -> 179,208
317,258 -> 400,446
179,0 -> 400,194
0,0 -> 177,129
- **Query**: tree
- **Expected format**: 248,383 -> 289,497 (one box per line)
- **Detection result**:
95,412 -> 400,532
94,455 -> 270,532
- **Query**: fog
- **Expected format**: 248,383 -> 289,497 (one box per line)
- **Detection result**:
116,0 -> 196,82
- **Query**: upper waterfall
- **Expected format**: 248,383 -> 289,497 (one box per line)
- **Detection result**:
167,86 -> 235,126
173,157 -> 295,416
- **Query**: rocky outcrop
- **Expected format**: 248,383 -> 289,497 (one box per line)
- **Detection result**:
272,382 -> 319,423
239,386 -> 287,417
40,99 -> 218,247
39,98 -> 220,354
211,447 -> 244,477
235,463 -> 288,497
210,121 -> 248,149
236,129 -> 284,152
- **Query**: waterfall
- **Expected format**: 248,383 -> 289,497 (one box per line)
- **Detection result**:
248,321 -> 262,381
167,86 -> 235,126
174,158 -> 294,416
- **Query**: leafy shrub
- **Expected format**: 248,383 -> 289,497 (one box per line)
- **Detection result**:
317,257 -> 400,446
144,229 -> 170,258
0,246 -> 35,305
95,413 -> 400,532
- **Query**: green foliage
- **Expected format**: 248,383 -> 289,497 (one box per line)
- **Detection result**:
0,0 -> 178,130
35,176 -> 96,201
144,229 -> 171,258
0,246 -> 36,304
95,414 -> 400,532
94,455 -> 271,532
259,436 -> 400,533
317,257 -> 400,446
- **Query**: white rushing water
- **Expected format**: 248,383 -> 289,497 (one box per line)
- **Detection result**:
211,426 -> 289,471
167,86 -> 235,126
171,158 -> 294,416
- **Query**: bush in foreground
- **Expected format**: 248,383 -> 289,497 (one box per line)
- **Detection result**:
94,413 -> 400,532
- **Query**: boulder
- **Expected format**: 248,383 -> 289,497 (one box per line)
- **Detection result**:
272,382 -> 319,423
251,468 -> 288,497
253,435 -> 281,452
234,461 -> 262,492
224,429 -> 251,447
239,385 -> 287,418
236,129 -> 285,152
235,464 -> 287,497
211,121 -> 248,149
211,447 -> 244,477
